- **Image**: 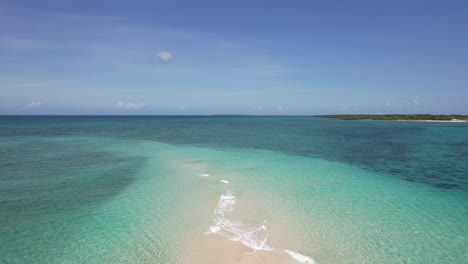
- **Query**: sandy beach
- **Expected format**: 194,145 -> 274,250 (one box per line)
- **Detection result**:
397,120 -> 467,122
171,153 -> 316,264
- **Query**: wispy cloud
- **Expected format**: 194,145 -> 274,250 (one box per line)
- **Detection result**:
276,105 -> 289,112
26,101 -> 42,109
412,96 -> 420,104
114,101 -> 145,110
206,90 -> 262,97
156,51 -> 173,63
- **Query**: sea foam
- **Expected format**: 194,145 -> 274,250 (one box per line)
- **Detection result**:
207,189 -> 316,262
208,191 -> 271,251
284,249 -> 316,264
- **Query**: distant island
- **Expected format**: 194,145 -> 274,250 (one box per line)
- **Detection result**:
317,114 -> 468,122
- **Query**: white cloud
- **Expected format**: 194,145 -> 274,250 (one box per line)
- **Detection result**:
412,96 -> 419,104
26,101 -> 42,109
276,105 -> 288,112
386,100 -> 391,108
115,101 -> 145,110
156,51 -> 173,63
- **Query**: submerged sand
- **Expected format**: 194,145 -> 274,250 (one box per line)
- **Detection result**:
169,155 -> 316,264
182,233 -> 314,264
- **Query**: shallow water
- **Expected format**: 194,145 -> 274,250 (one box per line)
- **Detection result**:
0,116 -> 467,263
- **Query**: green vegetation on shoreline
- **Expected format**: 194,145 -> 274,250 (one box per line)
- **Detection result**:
316,114 -> 468,121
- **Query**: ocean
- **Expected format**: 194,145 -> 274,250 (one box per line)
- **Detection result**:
0,116 -> 467,263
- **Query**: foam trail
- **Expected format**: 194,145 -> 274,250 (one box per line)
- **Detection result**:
208,191 -> 236,233
220,180 -> 229,184
198,173 -> 210,177
208,190 -> 316,263
284,249 -> 316,264
208,191 -> 272,251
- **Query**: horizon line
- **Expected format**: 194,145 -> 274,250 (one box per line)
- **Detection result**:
1,113 -> 467,117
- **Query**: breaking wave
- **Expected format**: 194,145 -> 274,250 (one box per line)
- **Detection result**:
285,249 -> 316,264
207,190 -> 316,263
208,191 -> 271,251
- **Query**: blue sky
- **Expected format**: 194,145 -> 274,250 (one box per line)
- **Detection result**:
1,0 -> 467,115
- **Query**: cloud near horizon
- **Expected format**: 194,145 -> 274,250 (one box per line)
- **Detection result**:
115,101 -> 145,110
26,101 -> 43,109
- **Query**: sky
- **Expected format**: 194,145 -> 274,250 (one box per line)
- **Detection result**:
1,0 -> 467,115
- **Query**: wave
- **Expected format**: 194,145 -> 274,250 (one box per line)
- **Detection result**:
284,249 -> 316,264
208,191 -> 271,251
207,190 -> 316,263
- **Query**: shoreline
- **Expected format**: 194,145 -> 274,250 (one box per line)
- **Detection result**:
323,118 -> 467,122
316,114 -> 468,122
396,119 -> 467,122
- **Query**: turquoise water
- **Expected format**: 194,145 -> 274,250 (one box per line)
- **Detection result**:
0,116 -> 467,263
